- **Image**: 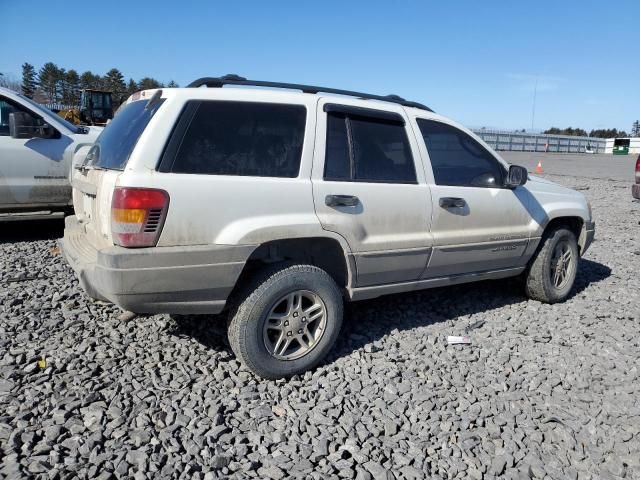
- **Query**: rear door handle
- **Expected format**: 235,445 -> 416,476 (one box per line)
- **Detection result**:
439,197 -> 466,208
325,194 -> 359,207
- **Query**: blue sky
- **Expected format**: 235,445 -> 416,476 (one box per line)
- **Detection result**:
2,0 -> 638,131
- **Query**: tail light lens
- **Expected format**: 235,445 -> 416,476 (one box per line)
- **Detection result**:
111,187 -> 169,247
636,155 -> 640,184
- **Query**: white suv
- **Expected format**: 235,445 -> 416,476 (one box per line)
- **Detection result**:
61,75 -> 595,379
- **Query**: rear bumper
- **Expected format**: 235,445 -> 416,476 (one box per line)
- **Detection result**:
60,216 -> 255,314
579,221 -> 595,256
632,184 -> 640,200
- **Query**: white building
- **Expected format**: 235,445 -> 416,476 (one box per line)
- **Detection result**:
604,138 -> 640,154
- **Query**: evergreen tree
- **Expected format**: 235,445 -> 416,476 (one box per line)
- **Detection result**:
632,121 -> 640,137
138,77 -> 162,90
80,71 -> 102,90
543,127 -> 587,137
21,63 -> 37,98
166,80 -> 179,88
38,62 -> 63,103
64,70 -> 81,105
104,68 -> 126,94
57,67 -> 67,105
589,128 -> 629,138
126,78 -> 138,95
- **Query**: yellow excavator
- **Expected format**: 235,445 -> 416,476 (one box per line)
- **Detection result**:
58,89 -> 114,126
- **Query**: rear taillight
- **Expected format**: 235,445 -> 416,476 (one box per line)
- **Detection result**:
635,155 -> 640,184
111,187 -> 169,247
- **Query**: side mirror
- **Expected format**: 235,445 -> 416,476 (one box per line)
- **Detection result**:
504,165 -> 528,188
9,112 -> 57,139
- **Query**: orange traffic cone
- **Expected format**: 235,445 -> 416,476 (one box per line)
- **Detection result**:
535,161 -> 543,174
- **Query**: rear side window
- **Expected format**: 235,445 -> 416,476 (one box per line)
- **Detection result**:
417,119 -> 504,187
90,98 -> 164,170
168,101 -> 306,177
324,112 -> 416,184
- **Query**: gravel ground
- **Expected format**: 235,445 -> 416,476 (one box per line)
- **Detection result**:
1,174 -> 639,480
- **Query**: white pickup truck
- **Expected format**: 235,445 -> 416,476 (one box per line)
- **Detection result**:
0,87 -> 102,220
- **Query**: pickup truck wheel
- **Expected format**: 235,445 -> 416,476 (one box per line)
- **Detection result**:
524,227 -> 578,303
228,264 -> 343,379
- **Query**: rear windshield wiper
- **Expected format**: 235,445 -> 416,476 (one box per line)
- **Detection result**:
75,163 -> 105,172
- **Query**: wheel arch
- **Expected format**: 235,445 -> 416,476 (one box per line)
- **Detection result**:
233,236 -> 355,296
543,215 -> 583,240
542,215 -> 594,255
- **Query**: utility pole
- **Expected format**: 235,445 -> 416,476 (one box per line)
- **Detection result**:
531,76 -> 538,132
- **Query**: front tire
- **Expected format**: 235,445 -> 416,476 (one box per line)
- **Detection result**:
228,263 -> 343,379
524,227 -> 579,303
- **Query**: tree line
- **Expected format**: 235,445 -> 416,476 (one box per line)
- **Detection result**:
544,124 -> 640,138
20,62 -> 178,107
8,66 -> 640,136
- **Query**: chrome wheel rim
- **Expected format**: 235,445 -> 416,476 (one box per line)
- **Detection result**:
550,240 -> 574,289
263,290 -> 327,360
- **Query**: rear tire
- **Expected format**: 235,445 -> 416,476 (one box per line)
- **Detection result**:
228,263 -> 343,379
524,227 -> 579,303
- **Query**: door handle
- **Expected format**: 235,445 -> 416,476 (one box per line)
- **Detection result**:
325,194 -> 359,207
439,197 -> 466,208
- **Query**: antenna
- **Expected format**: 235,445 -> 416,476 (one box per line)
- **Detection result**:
531,76 -> 538,132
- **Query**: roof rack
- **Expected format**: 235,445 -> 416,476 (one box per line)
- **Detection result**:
187,74 -> 433,112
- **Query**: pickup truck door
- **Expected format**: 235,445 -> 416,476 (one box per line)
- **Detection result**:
0,95 -> 71,207
415,118 -> 532,278
311,99 -> 433,287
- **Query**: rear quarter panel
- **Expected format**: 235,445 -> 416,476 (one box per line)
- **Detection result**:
119,89 -> 326,247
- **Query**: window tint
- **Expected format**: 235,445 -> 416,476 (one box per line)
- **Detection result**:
89,98 -> 164,170
15,93 -> 80,132
0,97 -> 42,137
324,112 -> 416,184
417,119 -> 504,187
324,113 -> 350,180
170,101 -> 306,177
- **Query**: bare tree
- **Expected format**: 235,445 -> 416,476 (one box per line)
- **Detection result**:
0,72 -> 22,93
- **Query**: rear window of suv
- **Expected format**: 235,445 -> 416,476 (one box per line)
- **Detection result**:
89,97 -> 164,170
164,101 -> 306,177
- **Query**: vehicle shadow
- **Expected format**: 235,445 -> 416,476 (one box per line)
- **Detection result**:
329,258 -> 611,362
0,219 -> 64,244
168,313 -> 235,359
170,258 -> 611,368
572,258 -> 612,296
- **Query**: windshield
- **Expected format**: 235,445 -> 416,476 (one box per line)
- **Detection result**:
16,93 -> 81,133
88,98 -> 165,170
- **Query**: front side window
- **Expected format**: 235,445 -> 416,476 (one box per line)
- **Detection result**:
324,112 -> 416,184
15,93 -> 79,132
0,96 -> 43,137
169,101 -> 306,177
417,119 -> 505,187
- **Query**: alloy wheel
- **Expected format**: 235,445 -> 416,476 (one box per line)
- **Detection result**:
262,290 -> 327,360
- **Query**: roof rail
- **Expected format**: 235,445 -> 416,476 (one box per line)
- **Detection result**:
187,74 -> 433,112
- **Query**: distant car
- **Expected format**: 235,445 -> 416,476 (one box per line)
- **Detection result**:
0,87 -> 102,220
633,154 -> 640,200
61,75 -> 595,379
